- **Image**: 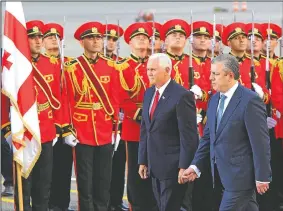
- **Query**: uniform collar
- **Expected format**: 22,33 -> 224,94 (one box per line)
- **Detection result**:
44,52 -> 60,59
130,53 -> 148,63
166,51 -> 185,61
83,53 -> 99,64
192,53 -> 207,63
229,52 -> 246,63
32,55 -> 40,63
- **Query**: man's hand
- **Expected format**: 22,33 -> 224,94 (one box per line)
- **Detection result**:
256,182 -> 269,195
267,117 -> 277,129
252,83 -> 264,99
190,85 -> 203,100
138,165 -> 148,179
178,168 -> 186,184
181,167 -> 198,183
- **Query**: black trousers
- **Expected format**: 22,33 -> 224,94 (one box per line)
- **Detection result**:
15,142 -> 53,211
191,157 -> 214,211
109,140 -> 126,207
257,130 -> 283,211
152,176 -> 187,211
126,141 -> 157,211
75,143 -> 113,211
1,138 -> 13,187
49,136 -> 73,209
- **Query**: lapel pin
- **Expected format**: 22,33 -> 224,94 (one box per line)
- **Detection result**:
162,96 -> 165,99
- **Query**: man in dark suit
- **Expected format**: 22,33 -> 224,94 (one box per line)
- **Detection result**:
138,53 -> 198,211
182,54 -> 272,211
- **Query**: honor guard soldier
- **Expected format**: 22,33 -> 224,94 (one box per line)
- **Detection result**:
262,23 -> 282,66
41,23 -> 74,211
207,24 -> 226,58
270,58 -> 283,210
186,21 -> 214,211
103,23 -> 129,211
161,19 -> 191,88
189,21 -> 213,136
103,23 -> 124,61
146,22 -> 164,55
14,20 -> 68,211
161,20 -> 210,135
222,22 -> 269,105
114,22 -> 157,211
64,21 -> 120,211
245,23 -> 267,68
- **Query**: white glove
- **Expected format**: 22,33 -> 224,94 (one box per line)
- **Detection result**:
267,117 -> 277,129
190,85 -> 203,100
197,113 -> 203,124
276,110 -> 281,119
252,83 -> 264,99
64,134 -> 79,147
52,137 -> 58,146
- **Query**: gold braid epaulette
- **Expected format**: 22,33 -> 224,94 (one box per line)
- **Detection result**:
64,59 -> 78,73
64,59 -> 88,100
114,58 -> 142,97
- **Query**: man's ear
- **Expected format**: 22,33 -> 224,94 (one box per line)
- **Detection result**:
79,40 -> 84,48
228,40 -> 231,48
165,67 -> 170,75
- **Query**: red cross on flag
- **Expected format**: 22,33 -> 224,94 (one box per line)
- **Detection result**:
2,2 -> 41,179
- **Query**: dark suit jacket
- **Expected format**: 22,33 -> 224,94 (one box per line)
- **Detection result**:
138,80 -> 198,180
191,84 -> 272,191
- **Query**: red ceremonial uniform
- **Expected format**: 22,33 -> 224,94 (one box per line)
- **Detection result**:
223,23 -> 269,104
271,58 -> 283,139
115,22 -> 152,141
26,20 -> 63,143
64,22 -> 119,146
41,22 -> 75,137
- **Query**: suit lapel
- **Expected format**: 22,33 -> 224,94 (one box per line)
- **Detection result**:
149,80 -> 173,129
215,85 -> 243,141
144,86 -> 155,125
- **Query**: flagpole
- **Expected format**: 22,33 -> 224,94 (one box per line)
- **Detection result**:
16,162 -> 24,211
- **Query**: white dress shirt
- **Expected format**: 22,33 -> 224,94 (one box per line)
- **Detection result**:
149,79 -> 171,115
217,82 -> 239,113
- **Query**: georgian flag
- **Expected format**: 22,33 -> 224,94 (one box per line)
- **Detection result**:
2,2 -> 41,179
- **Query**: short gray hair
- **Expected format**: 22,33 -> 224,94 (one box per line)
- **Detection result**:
212,54 -> 240,80
148,53 -> 172,74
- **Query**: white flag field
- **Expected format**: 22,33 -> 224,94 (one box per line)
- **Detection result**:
2,2 -> 41,179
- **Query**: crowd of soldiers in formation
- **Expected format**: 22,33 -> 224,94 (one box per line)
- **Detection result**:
1,17 -> 283,211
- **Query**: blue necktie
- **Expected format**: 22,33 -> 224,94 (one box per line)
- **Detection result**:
216,94 -> 227,130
